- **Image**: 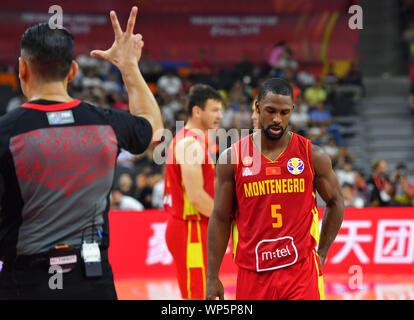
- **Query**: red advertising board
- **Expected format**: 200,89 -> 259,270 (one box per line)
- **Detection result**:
108,210 -> 237,280
108,207 -> 414,281
320,207 -> 414,275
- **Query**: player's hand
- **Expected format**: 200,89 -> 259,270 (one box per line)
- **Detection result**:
90,7 -> 143,70
205,278 -> 224,300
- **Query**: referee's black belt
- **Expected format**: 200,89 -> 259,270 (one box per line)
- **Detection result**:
1,247 -> 108,272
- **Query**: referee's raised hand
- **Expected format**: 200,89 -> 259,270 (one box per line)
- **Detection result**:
90,6 -> 163,142
90,6 -> 143,71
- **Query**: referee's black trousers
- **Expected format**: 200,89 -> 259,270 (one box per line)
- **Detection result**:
0,249 -> 118,300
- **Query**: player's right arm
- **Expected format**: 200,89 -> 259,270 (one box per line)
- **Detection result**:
175,137 -> 214,217
90,7 -> 163,142
205,148 -> 235,300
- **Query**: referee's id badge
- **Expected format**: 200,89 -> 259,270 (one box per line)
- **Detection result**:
48,245 -> 78,273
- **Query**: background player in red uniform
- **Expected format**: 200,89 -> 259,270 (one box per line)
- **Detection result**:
164,84 -> 222,299
206,78 -> 344,300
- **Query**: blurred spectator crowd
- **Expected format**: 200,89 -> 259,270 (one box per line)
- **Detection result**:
401,0 -> 414,113
1,42 -> 413,209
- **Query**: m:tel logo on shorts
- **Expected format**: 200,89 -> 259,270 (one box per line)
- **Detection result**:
255,236 -> 298,272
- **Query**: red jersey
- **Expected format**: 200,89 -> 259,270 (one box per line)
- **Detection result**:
164,128 -> 215,221
231,132 -> 319,272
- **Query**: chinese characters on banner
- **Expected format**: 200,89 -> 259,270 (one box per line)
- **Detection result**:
320,207 -> 414,274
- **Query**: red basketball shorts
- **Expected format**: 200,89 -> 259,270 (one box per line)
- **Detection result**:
236,249 -> 324,300
165,216 -> 208,299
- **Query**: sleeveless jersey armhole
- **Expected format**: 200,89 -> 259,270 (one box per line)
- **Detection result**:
306,138 -> 315,179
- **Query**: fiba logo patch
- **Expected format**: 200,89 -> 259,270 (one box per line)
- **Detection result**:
287,158 -> 304,175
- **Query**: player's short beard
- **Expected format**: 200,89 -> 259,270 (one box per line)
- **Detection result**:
261,123 -> 286,141
200,116 -> 216,131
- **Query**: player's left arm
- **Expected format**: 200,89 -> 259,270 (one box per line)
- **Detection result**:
312,144 -> 344,268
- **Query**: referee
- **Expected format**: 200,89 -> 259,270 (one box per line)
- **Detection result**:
0,7 -> 163,299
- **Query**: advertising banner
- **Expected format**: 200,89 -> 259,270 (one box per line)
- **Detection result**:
108,210 -> 237,280
108,207 -> 414,281
320,207 -> 414,275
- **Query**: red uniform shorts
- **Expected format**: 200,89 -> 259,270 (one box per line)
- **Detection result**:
236,249 -> 324,300
165,216 -> 208,299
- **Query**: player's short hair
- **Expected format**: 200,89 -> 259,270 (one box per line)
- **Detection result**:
371,158 -> 386,170
257,78 -> 293,102
21,23 -> 74,82
354,169 -> 366,179
187,84 -> 222,117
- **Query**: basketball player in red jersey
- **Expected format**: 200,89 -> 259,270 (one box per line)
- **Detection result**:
164,84 -> 222,299
206,78 -> 344,300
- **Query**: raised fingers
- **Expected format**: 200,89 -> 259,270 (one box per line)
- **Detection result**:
125,6 -> 138,35
110,10 -> 123,39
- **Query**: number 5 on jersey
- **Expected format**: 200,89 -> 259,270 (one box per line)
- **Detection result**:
271,204 -> 282,228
